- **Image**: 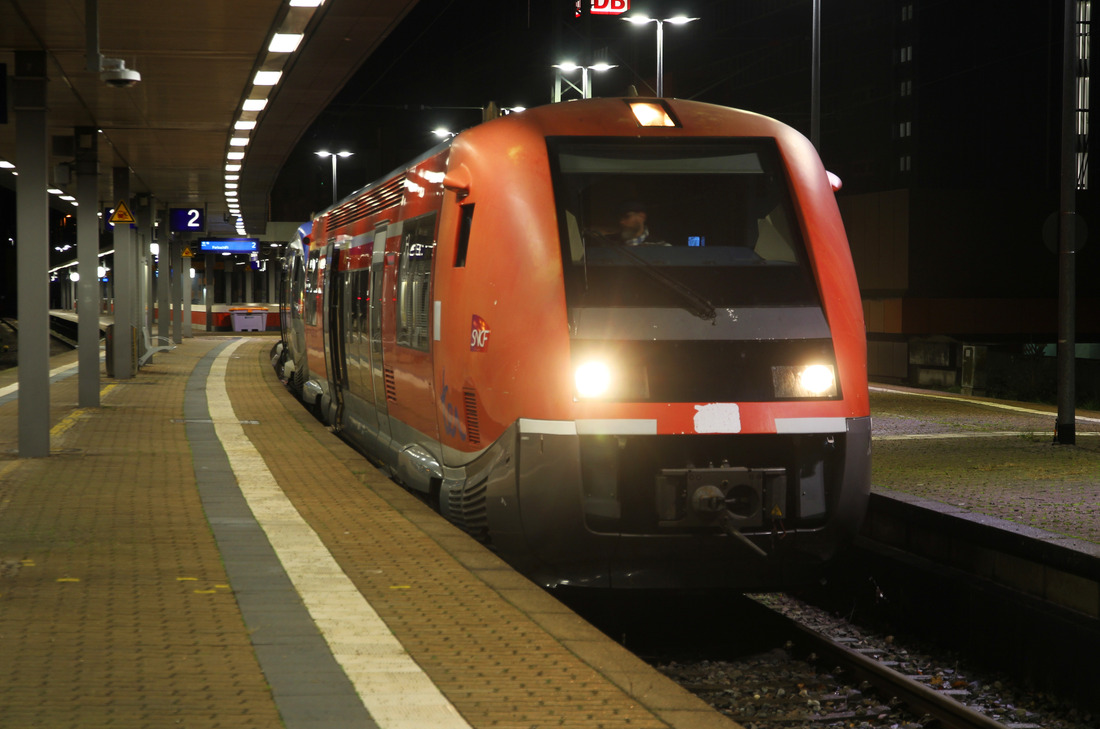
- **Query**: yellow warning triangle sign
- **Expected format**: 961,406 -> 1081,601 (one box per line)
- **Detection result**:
109,200 -> 136,225
181,247 -> 193,258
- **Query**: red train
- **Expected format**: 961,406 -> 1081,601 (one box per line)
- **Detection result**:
274,97 -> 870,589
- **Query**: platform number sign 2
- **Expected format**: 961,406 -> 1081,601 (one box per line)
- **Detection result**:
169,207 -> 206,234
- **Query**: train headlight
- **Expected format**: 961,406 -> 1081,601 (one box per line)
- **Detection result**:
772,364 -> 838,398
575,361 -> 613,399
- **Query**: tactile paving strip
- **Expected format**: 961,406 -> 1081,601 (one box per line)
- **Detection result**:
0,339 -> 284,728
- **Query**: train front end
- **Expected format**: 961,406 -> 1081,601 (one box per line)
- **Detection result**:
435,98 -> 869,590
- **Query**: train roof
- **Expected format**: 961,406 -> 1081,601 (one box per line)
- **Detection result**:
312,98 -> 812,224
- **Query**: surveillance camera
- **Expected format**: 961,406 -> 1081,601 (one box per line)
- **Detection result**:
100,58 -> 141,88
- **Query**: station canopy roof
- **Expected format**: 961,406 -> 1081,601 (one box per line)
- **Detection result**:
0,0 -> 418,236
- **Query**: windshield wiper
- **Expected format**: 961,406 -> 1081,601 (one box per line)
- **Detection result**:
605,244 -> 717,321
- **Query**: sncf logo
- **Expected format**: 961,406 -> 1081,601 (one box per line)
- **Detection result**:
470,315 -> 491,352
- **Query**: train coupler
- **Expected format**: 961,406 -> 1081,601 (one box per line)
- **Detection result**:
719,511 -> 769,558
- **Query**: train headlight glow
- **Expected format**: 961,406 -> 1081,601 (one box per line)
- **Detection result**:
799,365 -> 836,395
772,364 -> 838,398
575,361 -> 613,399
628,101 -> 678,127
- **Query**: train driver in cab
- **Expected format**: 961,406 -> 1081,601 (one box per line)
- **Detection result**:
617,200 -> 669,246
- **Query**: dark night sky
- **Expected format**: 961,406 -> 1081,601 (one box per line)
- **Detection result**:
271,0 -> 825,220
4,1 -> 1094,315
267,0 -> 1100,308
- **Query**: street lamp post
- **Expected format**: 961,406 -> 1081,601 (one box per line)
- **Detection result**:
553,62 -> 617,101
623,15 -> 698,97
315,150 -> 353,206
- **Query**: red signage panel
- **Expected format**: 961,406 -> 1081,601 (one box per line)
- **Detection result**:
591,0 -> 629,15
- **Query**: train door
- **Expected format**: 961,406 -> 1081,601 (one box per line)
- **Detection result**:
325,242 -> 348,427
368,226 -> 391,445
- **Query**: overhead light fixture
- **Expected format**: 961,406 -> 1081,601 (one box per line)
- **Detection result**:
48,188 -> 64,195
242,99 -> 268,112
225,164 -> 242,172
235,120 -> 257,131
225,183 -> 238,189
0,161 -> 14,169
253,71 -> 283,86
269,34 -> 304,53
289,0 -> 324,6
230,137 -> 249,147
227,152 -> 245,161
225,174 -> 240,181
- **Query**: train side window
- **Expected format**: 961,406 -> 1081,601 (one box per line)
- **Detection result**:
305,248 -> 321,326
396,212 -> 437,352
454,204 -> 474,268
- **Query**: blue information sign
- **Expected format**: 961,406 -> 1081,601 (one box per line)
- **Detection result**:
199,237 -> 258,253
169,207 -> 206,233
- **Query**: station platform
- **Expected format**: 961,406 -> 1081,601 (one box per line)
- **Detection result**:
0,336 -> 734,729
869,383 -> 1100,545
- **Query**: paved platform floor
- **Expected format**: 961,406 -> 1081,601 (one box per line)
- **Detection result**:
0,337 -> 734,729
868,384 -> 1100,545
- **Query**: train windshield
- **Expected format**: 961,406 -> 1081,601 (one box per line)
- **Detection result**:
548,138 -> 821,311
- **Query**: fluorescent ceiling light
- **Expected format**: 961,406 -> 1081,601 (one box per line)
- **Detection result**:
227,152 -> 246,160
225,183 -> 238,189
48,188 -> 64,195
269,34 -> 303,53
234,120 -> 257,131
242,99 -> 268,112
289,0 -> 324,6
225,164 -> 242,172
253,71 -> 282,86
225,174 -> 240,181
230,137 -> 249,147
0,161 -> 14,169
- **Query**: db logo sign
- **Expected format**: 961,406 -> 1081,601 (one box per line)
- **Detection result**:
591,0 -> 629,15
470,315 -> 491,352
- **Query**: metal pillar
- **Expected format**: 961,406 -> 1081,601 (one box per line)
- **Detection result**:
137,197 -> 152,351
112,166 -> 134,379
1056,0 -> 1079,445
132,201 -> 145,342
182,240 -> 193,338
204,252 -> 214,332
810,0 -> 821,150
267,256 -> 276,305
75,126 -> 100,407
157,237 -> 170,343
171,238 -> 182,344
14,51 -> 50,457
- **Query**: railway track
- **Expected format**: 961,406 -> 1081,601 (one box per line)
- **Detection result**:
749,595 -> 1013,729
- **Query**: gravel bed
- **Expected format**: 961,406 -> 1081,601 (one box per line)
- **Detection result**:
655,593 -> 1096,729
